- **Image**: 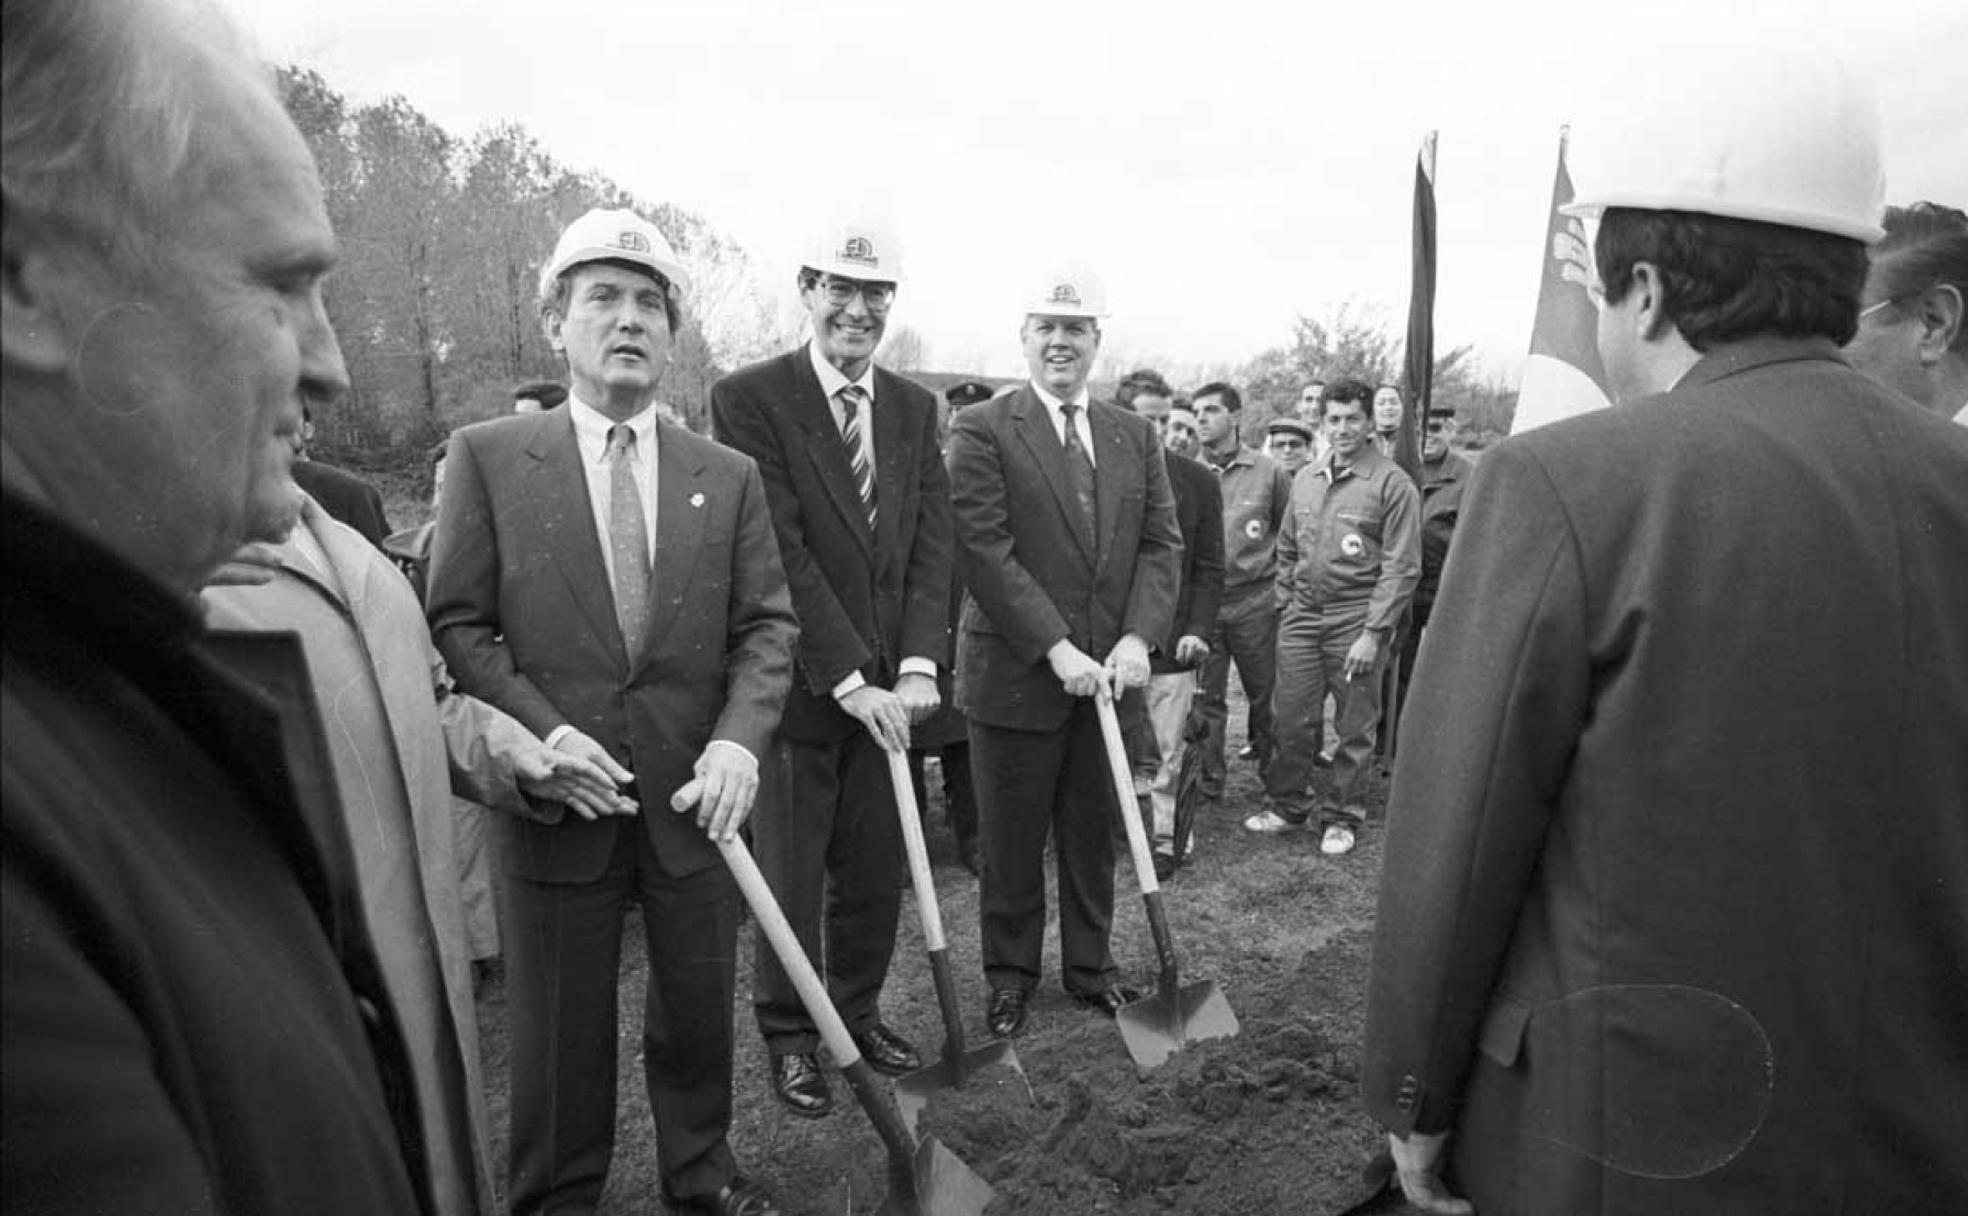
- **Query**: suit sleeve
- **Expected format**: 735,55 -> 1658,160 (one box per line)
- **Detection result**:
426,430 -> 567,739
1122,426 -> 1182,646
709,458 -> 798,757
424,635 -> 562,826
897,392 -> 954,669
1363,468 -> 1422,634
1362,442 -> 1590,1136
711,376 -> 871,695
947,409 -> 1074,663
1184,470 -> 1225,639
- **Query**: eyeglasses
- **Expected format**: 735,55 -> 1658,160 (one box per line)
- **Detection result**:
1857,297 -> 1900,321
820,276 -> 896,310
1425,421 -> 1453,435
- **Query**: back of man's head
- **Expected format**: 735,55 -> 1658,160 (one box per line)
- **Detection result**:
1596,209 -> 1870,352
1115,368 -> 1173,410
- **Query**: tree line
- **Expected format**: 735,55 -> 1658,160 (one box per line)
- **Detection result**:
277,67 -> 1515,475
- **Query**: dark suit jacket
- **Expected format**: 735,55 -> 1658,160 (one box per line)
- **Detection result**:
295,458 -> 391,548
2,494 -> 427,1216
710,347 -> 951,744
1152,451 -> 1225,674
1364,338 -> 1968,1212
426,408 -> 797,882
947,387 -> 1182,730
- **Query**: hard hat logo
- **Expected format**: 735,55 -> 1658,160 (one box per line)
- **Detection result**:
616,231 -> 651,254
1049,283 -> 1083,307
838,236 -> 879,268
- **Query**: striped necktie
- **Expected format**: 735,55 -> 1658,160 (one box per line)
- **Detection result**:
605,424 -> 651,651
838,384 -> 877,531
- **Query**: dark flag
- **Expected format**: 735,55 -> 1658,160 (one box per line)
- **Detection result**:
1395,131 -> 1437,488
1512,127 -> 1613,433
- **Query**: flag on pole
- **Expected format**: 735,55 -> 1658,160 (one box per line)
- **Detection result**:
1396,130 -> 1437,487
1511,127 -> 1612,434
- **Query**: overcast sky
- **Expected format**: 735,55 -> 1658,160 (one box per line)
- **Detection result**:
233,0 -> 1968,384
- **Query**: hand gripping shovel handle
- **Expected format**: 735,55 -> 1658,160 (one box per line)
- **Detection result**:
886,751 -> 969,1064
1093,695 -> 1180,993
715,838 -> 920,1179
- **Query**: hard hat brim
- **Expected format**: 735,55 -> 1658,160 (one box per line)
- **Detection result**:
1561,193 -> 1884,245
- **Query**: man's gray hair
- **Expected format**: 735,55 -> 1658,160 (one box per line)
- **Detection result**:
2,0 -> 272,273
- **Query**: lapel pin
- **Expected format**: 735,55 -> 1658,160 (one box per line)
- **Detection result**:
690,492 -> 705,508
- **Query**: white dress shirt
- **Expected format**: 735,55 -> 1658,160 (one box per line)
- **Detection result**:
809,341 -> 877,483
1030,381 -> 1097,466
568,393 -> 659,588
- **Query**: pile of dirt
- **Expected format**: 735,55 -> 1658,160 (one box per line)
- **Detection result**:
918,933 -> 1394,1215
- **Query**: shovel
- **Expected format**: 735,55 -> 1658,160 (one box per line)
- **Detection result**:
1094,693 -> 1240,1072
885,749 -> 1029,1137
715,835 -> 994,1216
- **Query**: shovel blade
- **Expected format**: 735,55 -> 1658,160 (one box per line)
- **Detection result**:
893,1040 -> 1029,1138
1115,980 -> 1240,1072
872,1134 -> 995,1216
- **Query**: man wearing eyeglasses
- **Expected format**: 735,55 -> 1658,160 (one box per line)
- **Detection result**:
711,219 -> 951,1119
1844,201 -> 1968,425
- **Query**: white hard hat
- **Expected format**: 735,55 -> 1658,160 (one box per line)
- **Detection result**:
1563,43 -> 1886,243
539,208 -> 692,299
802,216 -> 905,282
1024,265 -> 1110,319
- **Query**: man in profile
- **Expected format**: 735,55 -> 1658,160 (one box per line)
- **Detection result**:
3,1 -> 428,1209
1844,200 -> 1967,424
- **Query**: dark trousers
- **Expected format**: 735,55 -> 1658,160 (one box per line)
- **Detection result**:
503,823 -> 738,1214
1197,589 -> 1280,792
751,731 -> 904,1054
972,706 -> 1122,996
908,742 -> 978,856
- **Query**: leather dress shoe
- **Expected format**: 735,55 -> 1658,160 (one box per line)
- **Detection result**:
985,986 -> 1029,1038
1152,851 -> 1178,882
851,1023 -> 921,1076
768,1052 -> 831,1119
1069,984 -> 1143,1018
667,1175 -> 780,1216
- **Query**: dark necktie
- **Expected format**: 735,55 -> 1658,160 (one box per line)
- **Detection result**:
1060,400 -> 1097,547
606,424 -> 651,650
838,384 -> 877,531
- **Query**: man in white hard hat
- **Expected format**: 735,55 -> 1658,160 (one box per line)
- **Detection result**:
1845,200 -> 1968,425
710,219 -> 951,1118
1362,46 -> 1968,1216
428,207 -> 797,1216
947,267 -> 1181,1038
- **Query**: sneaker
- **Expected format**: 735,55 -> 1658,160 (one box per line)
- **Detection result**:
1242,809 -> 1303,834
1320,825 -> 1356,856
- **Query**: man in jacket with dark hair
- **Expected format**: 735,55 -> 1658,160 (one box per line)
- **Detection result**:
1366,47 -> 1968,1215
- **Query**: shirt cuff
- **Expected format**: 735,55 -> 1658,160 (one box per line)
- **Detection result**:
704,738 -> 758,769
543,724 -> 576,749
831,671 -> 868,702
898,657 -> 937,679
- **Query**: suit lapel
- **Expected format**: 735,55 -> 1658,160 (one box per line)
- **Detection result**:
522,411 -> 628,667
870,367 -> 909,567
1012,388 -> 1096,565
1090,401 -> 1131,568
632,421 -> 709,675
794,349 -> 878,560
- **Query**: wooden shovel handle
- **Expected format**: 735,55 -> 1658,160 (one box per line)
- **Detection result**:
716,836 -> 860,1068
887,749 -> 948,952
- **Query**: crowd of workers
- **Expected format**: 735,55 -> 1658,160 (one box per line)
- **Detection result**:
4,4 -> 1966,1216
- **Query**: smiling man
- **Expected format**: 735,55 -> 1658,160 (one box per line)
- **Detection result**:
1252,379 -> 1418,856
711,219 -> 951,1118
947,267 -> 1181,1038
428,209 -> 796,1216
